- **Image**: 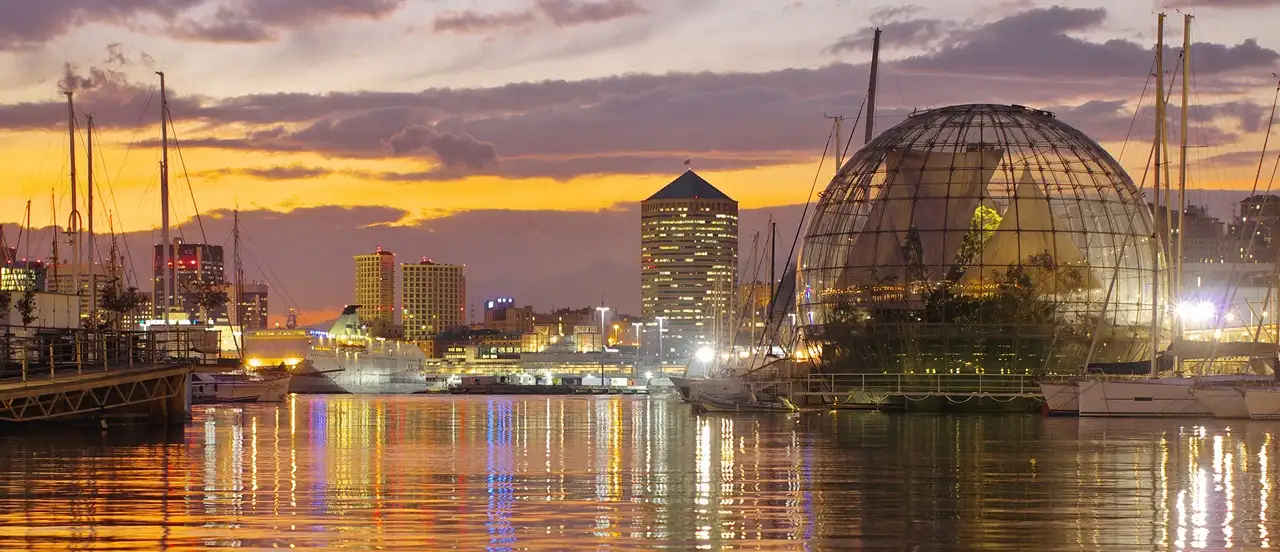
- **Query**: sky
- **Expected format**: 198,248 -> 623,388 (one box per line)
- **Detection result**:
1,0 -> 1279,325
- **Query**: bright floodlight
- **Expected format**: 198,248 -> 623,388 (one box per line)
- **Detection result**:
694,347 -> 715,363
1176,301 -> 1215,323
643,371 -> 652,380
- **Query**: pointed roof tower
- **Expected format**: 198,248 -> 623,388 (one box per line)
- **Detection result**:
646,170 -> 733,201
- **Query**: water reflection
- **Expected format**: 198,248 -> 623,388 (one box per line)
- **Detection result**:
3,398 -> 1280,550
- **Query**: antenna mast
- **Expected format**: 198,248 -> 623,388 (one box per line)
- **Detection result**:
158,72 -> 172,324
865,27 -> 882,145
50,189 -> 59,285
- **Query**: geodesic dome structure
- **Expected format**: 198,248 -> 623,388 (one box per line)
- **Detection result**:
797,104 -> 1166,376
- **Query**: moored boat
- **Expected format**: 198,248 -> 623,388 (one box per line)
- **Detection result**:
1245,387 -> 1280,419
1192,386 -> 1249,418
192,371 -> 292,404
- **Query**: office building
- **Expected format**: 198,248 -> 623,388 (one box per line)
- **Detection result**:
354,247 -> 396,336
1,249 -> 45,292
234,281 -> 269,330
402,258 -> 465,341
481,297 -> 535,334
640,170 -> 738,362
153,240 -> 227,321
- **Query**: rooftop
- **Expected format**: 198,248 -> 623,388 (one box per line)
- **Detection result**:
645,170 -> 733,202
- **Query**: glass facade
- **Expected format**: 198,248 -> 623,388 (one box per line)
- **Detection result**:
797,104 -> 1166,376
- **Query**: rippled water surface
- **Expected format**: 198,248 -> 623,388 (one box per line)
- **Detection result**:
2,396 -> 1280,550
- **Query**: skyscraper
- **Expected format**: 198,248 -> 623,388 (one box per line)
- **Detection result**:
153,240 -> 226,321
402,258 -> 466,341
354,247 -> 396,336
640,170 -> 738,363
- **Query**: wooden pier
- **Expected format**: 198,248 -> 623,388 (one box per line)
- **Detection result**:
0,326 -> 216,424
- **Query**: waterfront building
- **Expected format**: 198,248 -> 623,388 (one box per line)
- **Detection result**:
1,251 -> 46,292
153,240 -> 226,321
640,170 -> 739,363
49,266 -> 111,319
401,258 -> 465,341
1229,194 -> 1280,262
233,281 -> 269,330
123,291 -> 154,329
798,104 -> 1160,377
481,297 -> 535,334
354,247 -> 396,337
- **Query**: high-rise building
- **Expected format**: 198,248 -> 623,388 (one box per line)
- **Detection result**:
640,170 -> 738,363
401,258 -> 465,341
153,240 -> 226,321
354,247 -> 396,336
233,282 -> 269,330
50,266 -> 111,318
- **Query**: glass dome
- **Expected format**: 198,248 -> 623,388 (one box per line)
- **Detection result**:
797,104 -> 1166,376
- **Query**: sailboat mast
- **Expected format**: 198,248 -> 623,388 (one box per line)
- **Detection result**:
49,190 -> 58,285
66,92 -> 81,304
1151,13 -> 1166,378
233,209 -> 244,355
865,27 -> 881,145
1177,14 -> 1191,324
87,115 -> 95,322
158,71 -> 172,323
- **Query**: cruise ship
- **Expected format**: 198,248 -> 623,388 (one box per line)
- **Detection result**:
245,306 -> 435,394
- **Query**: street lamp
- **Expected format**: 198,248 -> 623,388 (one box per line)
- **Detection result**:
632,322 -> 642,347
597,306 -> 610,387
655,316 -> 666,370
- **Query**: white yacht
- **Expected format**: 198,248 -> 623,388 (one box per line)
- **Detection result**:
246,306 -> 431,395
192,371 -> 292,404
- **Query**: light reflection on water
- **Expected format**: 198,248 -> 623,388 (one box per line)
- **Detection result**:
2,396 -> 1280,550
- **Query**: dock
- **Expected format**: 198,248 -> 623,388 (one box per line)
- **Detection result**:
447,384 -> 649,396
0,326 -> 213,424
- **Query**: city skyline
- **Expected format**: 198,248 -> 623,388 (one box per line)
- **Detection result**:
1,1 -> 1279,324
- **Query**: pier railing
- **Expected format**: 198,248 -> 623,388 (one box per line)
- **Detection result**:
0,325 -> 220,384
795,372 -> 1040,397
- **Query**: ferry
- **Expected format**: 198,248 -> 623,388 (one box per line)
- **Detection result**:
245,306 -> 436,395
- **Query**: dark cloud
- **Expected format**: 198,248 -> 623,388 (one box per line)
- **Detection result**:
896,6 -> 1279,79
0,0 -> 407,49
0,0 -> 203,51
433,0 -> 645,34
4,5 -> 1277,181
433,9 -> 539,33
535,0 -> 646,26
825,18 -> 949,54
203,165 -> 336,180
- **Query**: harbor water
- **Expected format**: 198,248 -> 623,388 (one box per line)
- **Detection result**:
2,395 -> 1279,550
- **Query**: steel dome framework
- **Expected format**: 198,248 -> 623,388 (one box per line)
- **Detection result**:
797,104 -> 1166,376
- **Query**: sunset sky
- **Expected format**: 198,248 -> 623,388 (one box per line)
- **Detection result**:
1,0 -> 1279,325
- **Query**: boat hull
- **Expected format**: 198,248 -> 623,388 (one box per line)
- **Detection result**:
291,343 -> 429,395
1040,382 -> 1079,415
1077,379 -> 1209,417
1192,387 -> 1249,418
1246,388 -> 1280,420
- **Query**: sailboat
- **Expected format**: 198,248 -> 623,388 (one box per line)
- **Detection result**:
1075,14 -> 1279,417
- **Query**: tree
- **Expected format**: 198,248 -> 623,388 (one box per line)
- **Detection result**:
100,283 -> 147,331
0,291 -> 10,321
15,289 -> 37,327
185,279 -> 229,322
